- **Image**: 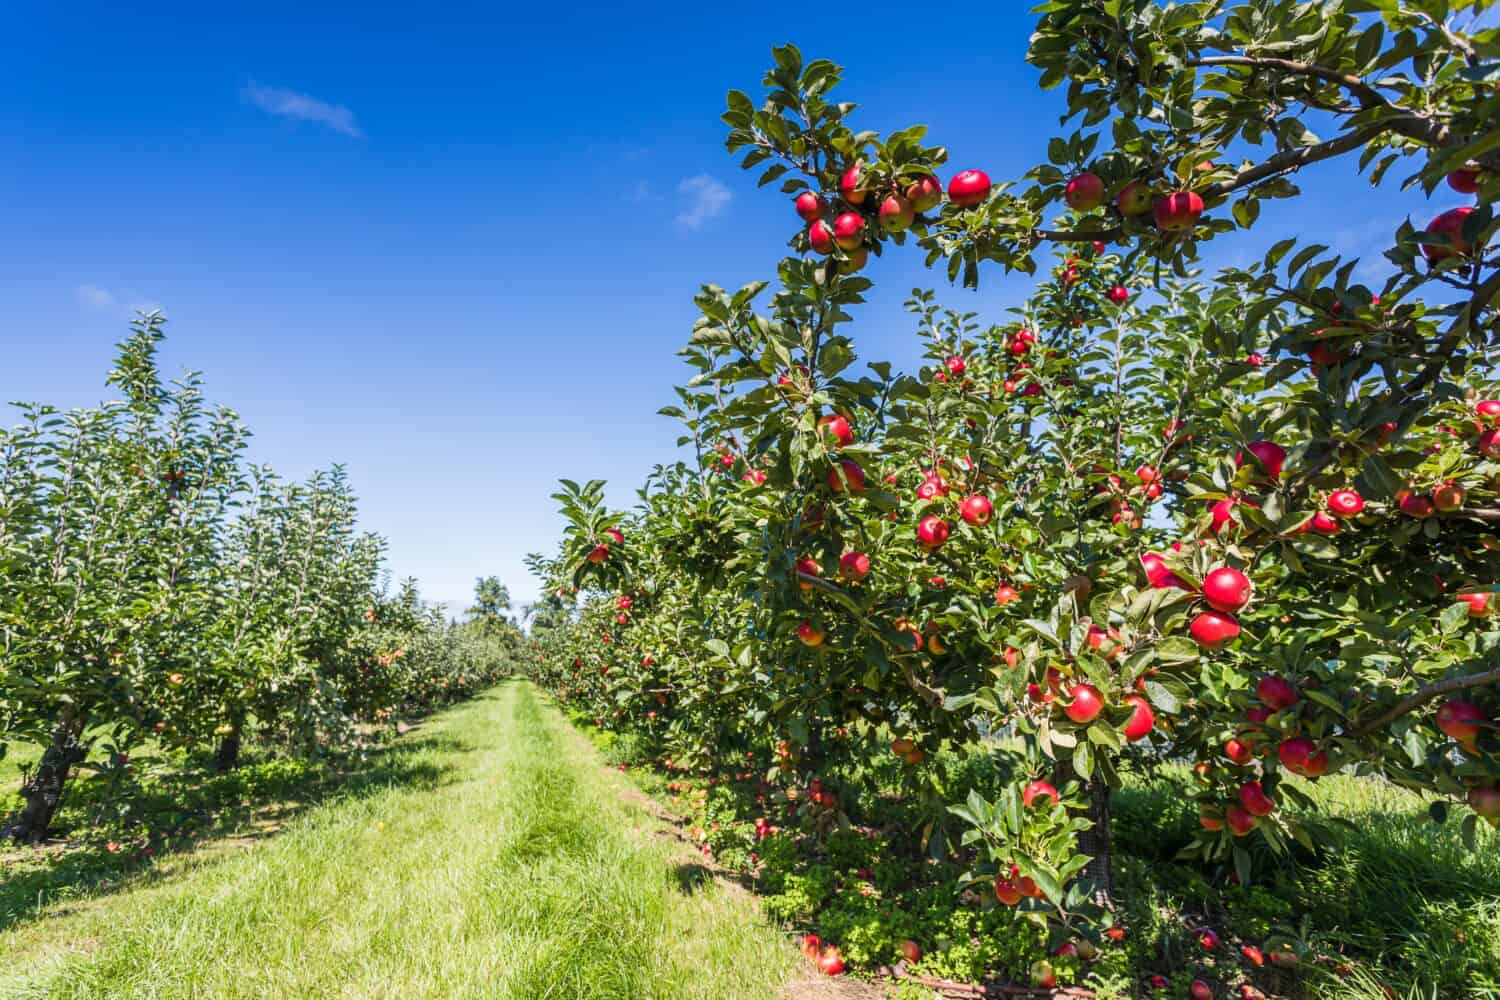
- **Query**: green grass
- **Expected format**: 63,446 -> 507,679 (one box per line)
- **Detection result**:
0,681 -> 801,999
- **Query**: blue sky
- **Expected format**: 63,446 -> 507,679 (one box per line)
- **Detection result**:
2,4 -> 1489,611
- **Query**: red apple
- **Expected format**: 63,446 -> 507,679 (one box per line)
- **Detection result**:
827,459 -> 866,493
1107,284 -> 1130,304
945,356 -> 967,378
1436,700 -> 1486,744
993,872 -> 1023,905
1449,167 -> 1483,194
905,173 -> 942,213
1469,785 -> 1500,818
1190,980 -> 1214,1000
840,163 -> 866,206
818,413 -> 854,447
832,211 -> 864,250
801,934 -> 822,960
839,551 -> 871,581
794,557 -> 821,590
1476,399 -> 1500,421
1116,180 -> 1153,216
1154,190 -> 1205,230
917,515 -> 951,549
1191,610 -> 1241,651
1199,929 -> 1220,950
818,945 -> 845,976
1065,171 -> 1106,211
1030,959 -> 1056,989
1150,974 -> 1168,989
1421,206 -> 1475,262
1433,481 -> 1467,511
878,193 -> 915,232
1023,780 -> 1059,808
1457,591 -> 1492,617
1203,567 -> 1252,613
1398,489 -> 1436,518
960,494 -> 993,526
1238,780 -> 1276,817
796,621 -> 825,647
994,583 -> 1020,606
1200,806 -> 1225,831
948,169 -> 992,208
1303,511 -> 1341,535
1242,945 -> 1265,967
606,528 -> 624,545
899,940 -> 921,964
1064,684 -> 1105,724
1236,440 -> 1286,481
1123,695 -> 1154,741
809,219 -> 836,255
837,247 -> 868,274
1141,552 -> 1186,589
1480,429 -> 1500,459
1278,737 -> 1328,778
1257,674 -> 1300,711
1226,805 -> 1257,836
1224,738 -> 1254,766
1327,489 -> 1364,518
795,191 -> 827,221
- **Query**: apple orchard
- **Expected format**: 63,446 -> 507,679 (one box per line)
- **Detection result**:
525,3 -> 1499,996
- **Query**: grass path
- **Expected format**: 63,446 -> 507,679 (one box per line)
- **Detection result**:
0,681 -> 803,999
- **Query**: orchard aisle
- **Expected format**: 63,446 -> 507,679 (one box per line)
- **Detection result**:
0,681 -> 804,999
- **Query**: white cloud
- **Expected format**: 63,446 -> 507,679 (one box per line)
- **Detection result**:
242,82 -> 363,138
675,175 -> 732,229
77,284 -> 115,309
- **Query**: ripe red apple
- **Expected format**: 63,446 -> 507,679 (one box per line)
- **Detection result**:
1203,567 -> 1252,613
1224,738 -> 1254,765
1449,167 -> 1483,194
1208,495 -> 1256,534
917,515 -> 951,549
587,544 -> 610,564
1469,785 -> 1500,818
801,934 -> 822,960
1064,683 -> 1105,724
993,872 -> 1023,905
796,621 -> 825,647
1154,190 -> 1204,230
1107,284 -> 1130,304
994,583 -> 1020,606
1123,695 -> 1154,741
832,211 -> 864,250
1141,552 -> 1186,589
818,413 -> 854,447
1327,489 -> 1364,518
1065,171 -> 1106,211
1480,429 -> 1500,459
606,528 -> 624,544
1257,674 -> 1300,711
1239,780 -> 1276,817
1303,511 -> 1340,535
1022,780 -> 1059,808
1278,737 -> 1328,778
1433,481 -> 1467,511
945,356 -> 967,378
1190,610 -> 1241,651
1436,700 -> 1486,744
1457,590 -> 1492,618
795,191 -> 828,221
1477,399 -> 1500,421
1150,974 -> 1168,989
1420,206 -> 1475,262
794,557 -> 821,590
1116,180 -> 1153,216
1030,959 -> 1057,989
818,945 -> 845,976
905,173 -> 942,212
1190,980 -> 1214,1000
827,459 -> 866,493
1398,489 -> 1436,518
1200,806 -> 1225,831
960,494 -> 993,526
1236,440 -> 1286,481
948,169 -> 992,208
1199,929 -> 1220,950
840,163 -> 866,206
1226,805 -> 1257,836
899,939 -> 921,964
809,219 -> 836,255
839,551 -> 871,581
878,193 -> 915,232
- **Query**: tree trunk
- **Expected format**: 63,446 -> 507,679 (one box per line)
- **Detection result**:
214,721 -> 243,773
5,708 -> 88,844
1076,778 -> 1115,906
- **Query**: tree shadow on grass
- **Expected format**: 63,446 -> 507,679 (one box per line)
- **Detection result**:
0,733 -> 466,934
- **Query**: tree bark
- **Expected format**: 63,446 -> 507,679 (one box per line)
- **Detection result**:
5,708 -> 88,844
1076,779 -> 1114,906
214,717 -> 243,773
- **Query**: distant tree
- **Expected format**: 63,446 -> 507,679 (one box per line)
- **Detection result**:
467,576 -> 512,634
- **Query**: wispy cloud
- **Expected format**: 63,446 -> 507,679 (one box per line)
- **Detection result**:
77,284 -> 115,309
242,82 -> 363,138
675,175 -> 732,230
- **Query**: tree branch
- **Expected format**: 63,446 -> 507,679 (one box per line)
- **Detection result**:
1352,666 -> 1500,737
1188,54 -> 1386,107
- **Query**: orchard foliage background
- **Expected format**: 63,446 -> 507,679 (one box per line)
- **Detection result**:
527,2 -> 1500,996
1,316 -> 521,846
